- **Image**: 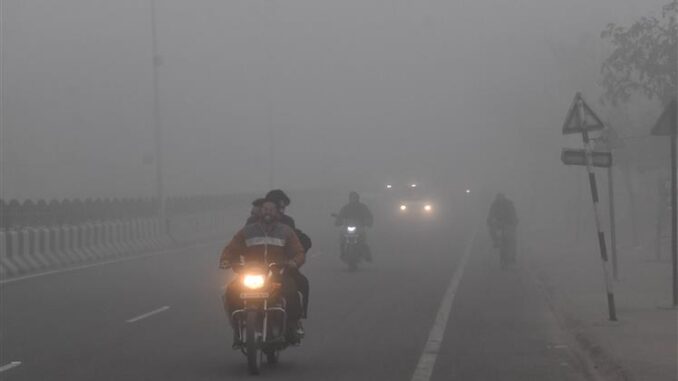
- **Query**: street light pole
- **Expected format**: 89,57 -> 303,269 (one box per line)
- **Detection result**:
150,0 -> 165,226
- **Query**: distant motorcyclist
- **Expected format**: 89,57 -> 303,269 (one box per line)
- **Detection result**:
487,193 -> 518,264
335,191 -> 374,262
220,200 -> 305,347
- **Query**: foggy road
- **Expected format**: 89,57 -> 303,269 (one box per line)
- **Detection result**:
0,212 -> 589,381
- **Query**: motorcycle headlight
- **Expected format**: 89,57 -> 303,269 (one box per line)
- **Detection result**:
424,204 -> 433,212
347,226 -> 357,233
400,204 -> 407,211
243,274 -> 265,289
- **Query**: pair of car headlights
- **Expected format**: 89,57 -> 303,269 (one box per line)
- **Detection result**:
399,204 -> 433,212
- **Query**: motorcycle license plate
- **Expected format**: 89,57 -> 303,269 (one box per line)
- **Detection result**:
240,292 -> 269,299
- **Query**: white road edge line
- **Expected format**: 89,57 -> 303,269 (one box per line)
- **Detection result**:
0,361 -> 22,373
0,241 -> 216,285
410,222 -> 479,381
126,306 -> 171,324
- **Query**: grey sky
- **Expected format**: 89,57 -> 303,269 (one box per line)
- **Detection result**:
0,0 -> 666,200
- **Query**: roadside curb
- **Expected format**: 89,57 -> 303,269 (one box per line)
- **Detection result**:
526,265 -> 635,381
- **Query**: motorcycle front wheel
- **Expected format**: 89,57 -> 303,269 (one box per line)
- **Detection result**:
264,349 -> 279,364
245,311 -> 261,374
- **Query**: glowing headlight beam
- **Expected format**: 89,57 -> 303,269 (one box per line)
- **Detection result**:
400,204 -> 407,211
347,226 -> 357,233
243,274 -> 265,289
424,204 -> 432,212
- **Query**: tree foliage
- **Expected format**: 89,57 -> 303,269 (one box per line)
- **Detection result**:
600,1 -> 677,106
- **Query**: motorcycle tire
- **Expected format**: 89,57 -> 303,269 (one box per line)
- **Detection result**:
246,311 -> 261,375
265,349 -> 279,364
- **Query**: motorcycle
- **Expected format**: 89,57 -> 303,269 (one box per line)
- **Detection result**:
229,263 -> 296,374
332,214 -> 365,271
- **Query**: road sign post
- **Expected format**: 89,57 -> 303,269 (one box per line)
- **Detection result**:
562,92 -> 617,321
651,99 -> 677,307
608,167 -> 618,281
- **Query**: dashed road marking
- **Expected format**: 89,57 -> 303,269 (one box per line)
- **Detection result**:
0,361 -> 22,373
410,223 -> 479,381
126,306 -> 171,323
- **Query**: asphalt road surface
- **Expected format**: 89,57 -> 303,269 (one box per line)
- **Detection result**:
0,209 -> 591,380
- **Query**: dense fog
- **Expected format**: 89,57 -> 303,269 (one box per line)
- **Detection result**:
0,0 -> 665,202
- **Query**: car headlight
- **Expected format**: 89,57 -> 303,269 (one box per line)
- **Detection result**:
424,204 -> 433,212
347,226 -> 357,233
243,274 -> 265,289
400,204 -> 407,211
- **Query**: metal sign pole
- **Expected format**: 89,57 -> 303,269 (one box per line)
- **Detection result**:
608,167 -> 618,281
578,100 -> 617,321
671,125 -> 677,306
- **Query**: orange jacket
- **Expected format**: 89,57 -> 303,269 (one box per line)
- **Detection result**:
220,222 -> 306,268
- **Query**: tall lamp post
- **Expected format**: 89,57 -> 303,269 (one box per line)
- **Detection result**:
150,0 -> 165,226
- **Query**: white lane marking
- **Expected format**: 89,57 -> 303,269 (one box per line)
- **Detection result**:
0,361 -> 22,373
0,241 -> 216,285
410,223 -> 479,381
125,306 -> 171,323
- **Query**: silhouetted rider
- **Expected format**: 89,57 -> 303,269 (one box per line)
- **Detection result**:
487,193 -> 518,263
335,191 -> 374,261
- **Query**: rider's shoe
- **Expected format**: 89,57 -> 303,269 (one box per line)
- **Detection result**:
286,324 -> 302,345
232,335 -> 243,350
296,320 -> 305,338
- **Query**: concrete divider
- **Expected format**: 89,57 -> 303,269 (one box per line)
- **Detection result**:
53,226 -> 76,265
68,226 -> 89,263
0,231 -> 19,277
6,230 -> 30,274
108,222 -> 123,254
1,209 -> 241,280
21,229 -> 46,271
94,222 -> 115,258
130,220 -> 145,251
83,223 -> 105,260
139,219 -> 155,250
108,222 -> 125,255
36,228 -> 59,268
114,222 -> 131,253
125,220 -> 140,252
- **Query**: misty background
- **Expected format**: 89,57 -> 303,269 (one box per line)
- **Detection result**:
0,0 -> 668,230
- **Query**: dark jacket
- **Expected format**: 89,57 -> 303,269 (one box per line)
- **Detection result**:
336,202 -> 373,227
487,199 -> 518,227
220,221 -> 306,268
245,213 -> 312,253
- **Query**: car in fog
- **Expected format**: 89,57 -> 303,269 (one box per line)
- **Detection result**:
383,182 -> 438,218
397,198 -> 436,217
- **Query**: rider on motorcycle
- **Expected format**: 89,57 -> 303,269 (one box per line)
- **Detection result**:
335,191 -> 374,262
220,200 -> 306,347
246,198 -> 266,225
487,193 -> 518,262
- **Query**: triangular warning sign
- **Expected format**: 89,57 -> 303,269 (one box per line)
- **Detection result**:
651,98 -> 676,136
562,92 -> 605,135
